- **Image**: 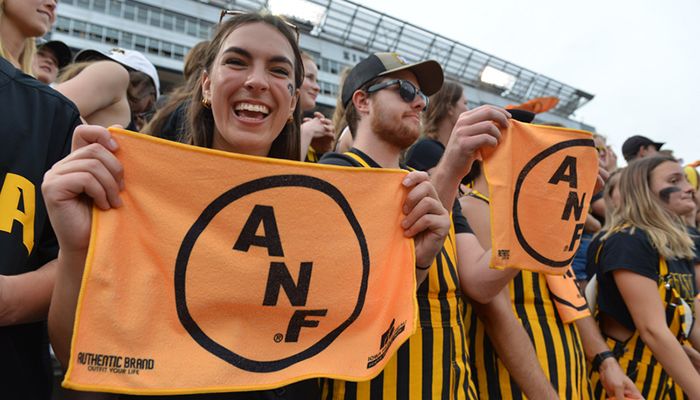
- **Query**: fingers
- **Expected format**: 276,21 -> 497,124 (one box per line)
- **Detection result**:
402,197 -> 446,237
72,125 -> 119,152
402,170 -> 430,188
46,143 -> 125,209
54,159 -> 123,208
456,105 -> 511,130
59,143 -> 124,189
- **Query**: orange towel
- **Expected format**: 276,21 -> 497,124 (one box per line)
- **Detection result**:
482,120 -> 598,276
64,128 -> 417,395
544,266 -> 590,323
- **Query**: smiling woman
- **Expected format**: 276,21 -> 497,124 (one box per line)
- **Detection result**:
188,12 -> 303,159
42,10 -> 321,400
0,0 -> 57,74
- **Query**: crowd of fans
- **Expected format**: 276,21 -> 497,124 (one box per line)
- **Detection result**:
2,1 -> 699,399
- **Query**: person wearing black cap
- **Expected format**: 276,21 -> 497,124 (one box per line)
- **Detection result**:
318,52 -> 478,399
32,39 -> 71,84
621,135 -> 663,162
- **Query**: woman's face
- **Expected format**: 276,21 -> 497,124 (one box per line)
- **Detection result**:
649,161 -> 696,216
300,57 -> 320,112
202,22 -> 298,156
3,0 -> 56,38
449,94 -> 468,125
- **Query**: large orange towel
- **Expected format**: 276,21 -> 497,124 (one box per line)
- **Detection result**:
481,120 -> 598,276
64,128 -> 417,395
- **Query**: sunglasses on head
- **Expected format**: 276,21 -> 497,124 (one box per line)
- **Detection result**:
366,79 -> 429,111
219,10 -> 300,42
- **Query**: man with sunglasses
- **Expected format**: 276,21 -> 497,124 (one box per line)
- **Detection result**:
319,52 -> 482,399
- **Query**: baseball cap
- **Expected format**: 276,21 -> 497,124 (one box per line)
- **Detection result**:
75,47 -> 160,98
36,39 -> 72,69
621,135 -> 664,161
341,52 -> 444,108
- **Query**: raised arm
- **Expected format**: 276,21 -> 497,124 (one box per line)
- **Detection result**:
55,61 -> 130,127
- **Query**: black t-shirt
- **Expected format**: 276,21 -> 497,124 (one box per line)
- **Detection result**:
0,57 -> 81,399
156,100 -> 189,142
590,227 -> 697,331
319,148 -> 472,234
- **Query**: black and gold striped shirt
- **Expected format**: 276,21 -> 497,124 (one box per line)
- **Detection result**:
319,149 -> 478,400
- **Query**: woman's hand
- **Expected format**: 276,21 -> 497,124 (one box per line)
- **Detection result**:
42,125 -> 124,259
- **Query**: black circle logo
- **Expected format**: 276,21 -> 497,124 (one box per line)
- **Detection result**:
512,139 -> 595,268
174,175 -> 369,372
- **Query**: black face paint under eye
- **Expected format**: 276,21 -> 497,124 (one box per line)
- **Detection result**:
287,83 -> 294,97
659,186 -> 681,203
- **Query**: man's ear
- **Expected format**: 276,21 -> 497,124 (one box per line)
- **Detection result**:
353,90 -> 371,114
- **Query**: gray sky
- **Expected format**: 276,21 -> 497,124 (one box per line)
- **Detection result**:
354,0 -> 700,165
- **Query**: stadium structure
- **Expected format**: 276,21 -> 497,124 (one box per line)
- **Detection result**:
50,0 -> 595,130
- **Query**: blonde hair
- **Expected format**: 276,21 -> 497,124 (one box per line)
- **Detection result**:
0,0 -> 37,74
603,155 -> 695,260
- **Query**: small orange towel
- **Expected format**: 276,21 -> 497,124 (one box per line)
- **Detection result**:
64,128 -> 417,395
545,266 -> 590,323
482,120 -> 598,276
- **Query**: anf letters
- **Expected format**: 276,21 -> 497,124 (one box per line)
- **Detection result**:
234,204 -> 327,342
548,157 -> 586,251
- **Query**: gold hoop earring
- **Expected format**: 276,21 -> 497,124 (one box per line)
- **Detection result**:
201,97 -> 211,109
287,115 -> 294,123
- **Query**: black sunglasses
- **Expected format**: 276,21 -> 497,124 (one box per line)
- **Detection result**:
366,79 -> 429,111
219,10 -> 300,42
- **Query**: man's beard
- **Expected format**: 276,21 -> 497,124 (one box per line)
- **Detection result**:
370,102 -> 421,150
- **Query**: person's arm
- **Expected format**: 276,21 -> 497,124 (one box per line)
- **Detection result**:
689,296 -> 700,351
615,269 -> 700,397
456,233 -> 519,303
43,126 -> 124,366
430,106 -> 509,211
683,345 -> 700,373
55,61 -> 130,126
458,195 -> 491,249
471,289 -> 558,399
575,316 -> 643,399
456,193 -> 521,303
0,260 -> 57,326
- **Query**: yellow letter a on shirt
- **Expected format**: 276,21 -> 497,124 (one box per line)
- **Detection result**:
0,173 -> 35,253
